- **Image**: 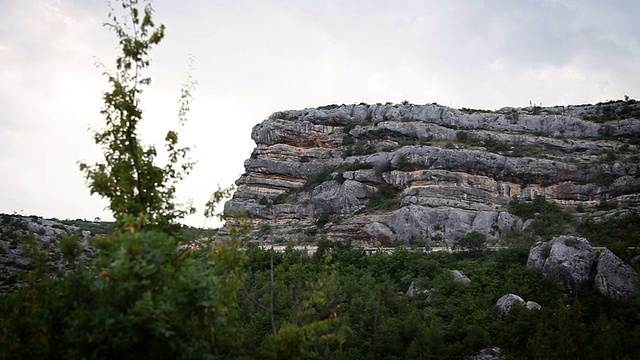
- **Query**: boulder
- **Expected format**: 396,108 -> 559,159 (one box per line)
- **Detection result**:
496,293 -> 525,316
363,222 -> 394,245
527,236 -> 596,288
593,249 -> 639,301
528,237 -> 639,300
475,347 -> 506,360
406,281 -> 430,298
452,270 -> 471,284
526,301 -> 542,310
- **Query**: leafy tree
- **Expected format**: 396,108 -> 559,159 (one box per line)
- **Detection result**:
79,0 -> 194,234
453,231 -> 487,252
2,1 -> 245,358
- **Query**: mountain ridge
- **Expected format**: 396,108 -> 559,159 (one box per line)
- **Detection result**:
221,99 -> 640,246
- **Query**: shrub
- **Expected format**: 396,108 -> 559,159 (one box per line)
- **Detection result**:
453,231 -> 487,251
273,192 -> 289,205
396,154 -> 410,170
342,135 -> 354,146
315,213 -> 341,228
508,196 -> 558,220
509,196 -> 573,239
367,183 -> 401,212
595,200 -> 618,211
540,243 -> 552,258
456,131 -> 468,142
342,160 -> 373,171
301,167 -> 337,192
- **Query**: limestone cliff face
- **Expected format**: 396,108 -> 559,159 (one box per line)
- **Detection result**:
222,101 -> 640,246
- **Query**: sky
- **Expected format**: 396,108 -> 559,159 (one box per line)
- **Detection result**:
1,0 -> 639,228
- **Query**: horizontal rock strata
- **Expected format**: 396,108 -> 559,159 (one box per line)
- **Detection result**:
223,101 -> 640,246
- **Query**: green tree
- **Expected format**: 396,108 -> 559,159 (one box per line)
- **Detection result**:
453,231 -> 487,252
1,1 -> 246,358
79,0 -> 194,234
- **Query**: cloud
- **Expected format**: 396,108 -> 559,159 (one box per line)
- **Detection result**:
0,0 -> 638,227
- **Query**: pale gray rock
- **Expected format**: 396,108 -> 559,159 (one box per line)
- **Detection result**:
527,236 -> 596,288
406,281 -> 421,297
223,102 -> 640,246
350,121 -> 457,142
475,347 -> 506,360
363,222 -> 394,245
343,169 -> 383,183
608,118 -> 640,137
245,158 -> 338,178
388,145 -> 578,186
526,301 -> 542,310
389,205 -> 444,243
388,204 -> 517,244
452,270 -> 471,283
0,215 -> 103,292
594,249 -> 639,301
496,293 -> 525,316
312,180 -> 369,214
528,238 -> 639,300
406,281 -> 432,300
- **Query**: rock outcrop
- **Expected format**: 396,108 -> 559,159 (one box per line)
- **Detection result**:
594,249 -> 639,301
496,293 -> 541,315
527,236 -> 639,300
0,215 -> 106,292
452,270 -> 471,283
223,101 -> 640,246
475,347 -> 506,360
527,236 -> 597,288
406,281 -> 430,298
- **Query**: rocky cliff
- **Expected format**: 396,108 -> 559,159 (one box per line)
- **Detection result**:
222,100 -> 640,246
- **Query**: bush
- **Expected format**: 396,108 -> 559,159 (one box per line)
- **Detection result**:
396,154 -> 410,170
456,131 -> 468,142
315,213 -> 341,228
367,183 -> 401,212
595,200 -> 618,211
301,167 -> 337,192
453,232 -> 487,251
508,196 -> 573,239
508,196 -> 558,220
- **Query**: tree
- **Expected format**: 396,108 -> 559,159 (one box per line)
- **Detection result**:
71,1 -> 245,356
0,1 -> 245,358
453,231 -> 487,252
79,0 -> 194,234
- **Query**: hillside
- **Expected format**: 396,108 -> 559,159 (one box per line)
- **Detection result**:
221,99 -> 640,246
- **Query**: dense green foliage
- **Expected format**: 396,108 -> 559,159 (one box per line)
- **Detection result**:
507,196 -> 574,240
453,231 -> 487,251
1,231 -> 245,359
231,242 -> 640,359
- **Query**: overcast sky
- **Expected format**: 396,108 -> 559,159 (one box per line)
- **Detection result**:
1,0 -> 638,228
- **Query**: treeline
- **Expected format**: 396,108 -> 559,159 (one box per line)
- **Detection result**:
238,241 -> 640,359
3,237 -> 640,359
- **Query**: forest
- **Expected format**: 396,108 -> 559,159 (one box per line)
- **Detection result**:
2,229 -> 640,359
